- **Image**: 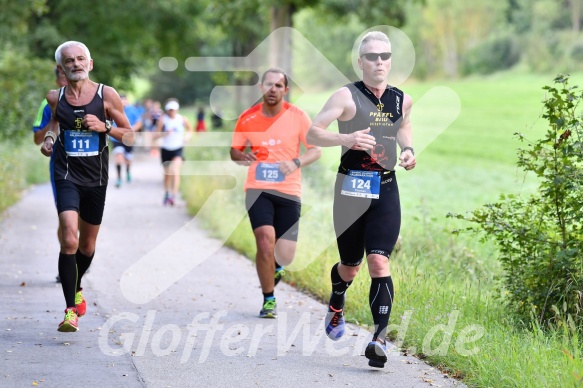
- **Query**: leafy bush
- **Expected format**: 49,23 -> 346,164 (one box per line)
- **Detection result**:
449,74 -> 583,328
0,142 -> 49,213
461,34 -> 520,75
0,48 -> 55,142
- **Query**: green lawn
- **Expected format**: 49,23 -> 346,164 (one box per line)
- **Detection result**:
183,71 -> 583,387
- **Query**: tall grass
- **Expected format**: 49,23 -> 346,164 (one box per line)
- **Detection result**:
0,142 -> 49,213
181,72 -> 583,386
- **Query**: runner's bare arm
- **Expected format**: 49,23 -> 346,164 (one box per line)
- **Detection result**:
34,121 -> 52,145
152,116 -> 166,140
278,146 -> 321,176
40,90 -> 60,157
297,146 -> 321,168
183,116 -> 194,143
397,94 -> 415,170
307,87 -> 375,150
230,147 -> 257,166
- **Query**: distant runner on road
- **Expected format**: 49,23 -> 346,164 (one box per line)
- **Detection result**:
154,98 -> 193,206
111,94 -> 143,187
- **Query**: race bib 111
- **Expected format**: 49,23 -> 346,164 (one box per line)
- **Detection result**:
64,130 -> 99,156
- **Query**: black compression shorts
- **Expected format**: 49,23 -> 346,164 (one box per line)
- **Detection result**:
245,189 -> 301,241
333,171 -> 401,266
55,179 -> 107,225
161,148 -> 184,164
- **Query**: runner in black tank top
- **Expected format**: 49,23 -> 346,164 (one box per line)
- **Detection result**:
334,80 -> 404,265
338,81 -> 403,172
53,84 -> 109,186
40,40 -> 133,333
306,31 -> 416,368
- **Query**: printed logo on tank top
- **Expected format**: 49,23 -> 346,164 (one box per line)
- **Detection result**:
396,95 -> 401,114
74,117 -> 83,129
338,82 -> 403,171
366,99 -> 397,171
369,109 -> 394,127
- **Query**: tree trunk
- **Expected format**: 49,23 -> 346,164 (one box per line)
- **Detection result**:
440,31 -> 458,78
570,0 -> 581,32
269,4 -> 294,100
232,38 -> 261,113
269,4 -> 293,70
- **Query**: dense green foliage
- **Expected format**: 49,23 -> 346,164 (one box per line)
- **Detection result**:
461,33 -> 520,75
0,53 -> 55,143
0,0 -> 54,143
0,0 -> 216,142
27,0 -> 208,88
404,0 -> 583,78
451,75 -> 583,328
2,0 -> 583,142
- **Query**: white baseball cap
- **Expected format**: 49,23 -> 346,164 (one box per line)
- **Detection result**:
165,100 -> 179,110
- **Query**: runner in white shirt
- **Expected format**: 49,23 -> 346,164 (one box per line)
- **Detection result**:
154,99 -> 193,206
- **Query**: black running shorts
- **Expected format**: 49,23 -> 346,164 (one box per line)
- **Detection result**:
55,179 -> 107,225
245,189 -> 301,241
333,171 -> 401,266
161,147 -> 184,164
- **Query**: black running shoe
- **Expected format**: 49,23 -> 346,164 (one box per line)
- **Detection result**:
365,337 -> 388,368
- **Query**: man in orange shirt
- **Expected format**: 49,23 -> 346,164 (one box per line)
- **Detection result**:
230,68 -> 321,318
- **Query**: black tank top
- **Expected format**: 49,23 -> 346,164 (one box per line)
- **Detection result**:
53,84 -> 109,186
338,81 -> 404,172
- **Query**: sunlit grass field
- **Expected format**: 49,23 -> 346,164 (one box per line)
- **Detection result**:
181,71 -> 583,387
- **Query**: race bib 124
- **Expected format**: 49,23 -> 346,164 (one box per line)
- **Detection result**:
341,170 -> 380,199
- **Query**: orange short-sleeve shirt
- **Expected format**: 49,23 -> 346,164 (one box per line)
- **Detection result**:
231,101 -> 314,198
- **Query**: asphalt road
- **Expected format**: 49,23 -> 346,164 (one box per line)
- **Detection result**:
0,151 -> 464,388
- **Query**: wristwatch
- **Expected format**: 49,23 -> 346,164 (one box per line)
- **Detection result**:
401,146 -> 414,155
293,158 -> 301,168
105,120 -> 112,134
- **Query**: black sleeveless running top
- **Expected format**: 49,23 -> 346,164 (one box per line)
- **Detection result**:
53,84 -> 109,186
337,81 -> 404,172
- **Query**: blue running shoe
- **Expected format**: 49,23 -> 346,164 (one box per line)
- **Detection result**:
325,306 -> 345,340
365,338 -> 388,368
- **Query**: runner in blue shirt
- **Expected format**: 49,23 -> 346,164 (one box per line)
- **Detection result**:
32,68 -> 68,283
110,95 -> 143,187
